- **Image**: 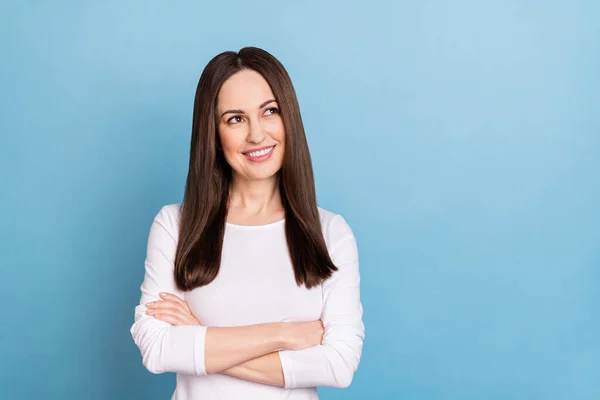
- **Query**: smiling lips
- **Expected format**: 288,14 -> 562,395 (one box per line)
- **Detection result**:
243,145 -> 276,162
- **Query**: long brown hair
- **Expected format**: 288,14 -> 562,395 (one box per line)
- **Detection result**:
174,47 -> 337,291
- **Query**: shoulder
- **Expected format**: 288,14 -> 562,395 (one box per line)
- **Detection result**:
153,203 -> 182,238
317,206 -> 356,251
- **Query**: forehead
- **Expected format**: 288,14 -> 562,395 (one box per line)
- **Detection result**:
217,69 -> 275,111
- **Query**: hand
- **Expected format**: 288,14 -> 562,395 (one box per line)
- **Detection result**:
145,292 -> 201,326
282,320 -> 324,351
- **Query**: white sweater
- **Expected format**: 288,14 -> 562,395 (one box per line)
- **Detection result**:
130,204 -> 365,400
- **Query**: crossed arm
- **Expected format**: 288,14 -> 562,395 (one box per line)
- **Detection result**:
140,291 -> 323,387
130,207 -> 364,389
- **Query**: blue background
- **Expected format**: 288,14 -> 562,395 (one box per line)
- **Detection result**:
1,1 -> 599,399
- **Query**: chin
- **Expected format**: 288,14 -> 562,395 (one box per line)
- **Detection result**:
253,171 -> 281,181
245,167 -> 282,182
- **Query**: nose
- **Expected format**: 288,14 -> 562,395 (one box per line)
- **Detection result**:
246,118 -> 266,144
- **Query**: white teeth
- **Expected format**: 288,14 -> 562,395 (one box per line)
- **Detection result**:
246,146 -> 273,158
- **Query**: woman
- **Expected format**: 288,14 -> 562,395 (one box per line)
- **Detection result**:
130,47 -> 365,399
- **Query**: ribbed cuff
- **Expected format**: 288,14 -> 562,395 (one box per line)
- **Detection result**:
278,350 -> 296,389
194,325 -> 208,376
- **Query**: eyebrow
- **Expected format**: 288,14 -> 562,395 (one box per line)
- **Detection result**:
220,99 -> 277,119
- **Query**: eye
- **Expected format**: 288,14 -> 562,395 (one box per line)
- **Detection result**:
264,107 -> 279,116
227,115 -> 243,124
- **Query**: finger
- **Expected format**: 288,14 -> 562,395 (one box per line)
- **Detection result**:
148,308 -> 187,322
147,307 -> 188,320
152,310 -> 199,326
159,292 -> 188,308
148,304 -> 187,318
147,301 -> 192,320
163,293 -> 192,313
153,313 -> 185,326
147,300 -> 186,312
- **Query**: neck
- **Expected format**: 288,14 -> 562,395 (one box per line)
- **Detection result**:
228,173 -> 283,215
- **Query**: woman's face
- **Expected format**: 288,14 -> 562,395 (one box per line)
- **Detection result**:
216,69 -> 285,183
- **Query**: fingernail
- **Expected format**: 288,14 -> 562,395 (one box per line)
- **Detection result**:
160,293 -> 167,298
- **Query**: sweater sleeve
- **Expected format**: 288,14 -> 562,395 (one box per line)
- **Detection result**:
129,205 -> 208,375
278,214 -> 365,389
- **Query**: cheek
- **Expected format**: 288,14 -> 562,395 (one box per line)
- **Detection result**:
219,127 -> 243,152
272,120 -> 286,143
275,124 -> 285,162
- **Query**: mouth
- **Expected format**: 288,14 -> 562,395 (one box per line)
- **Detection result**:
242,145 -> 276,162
